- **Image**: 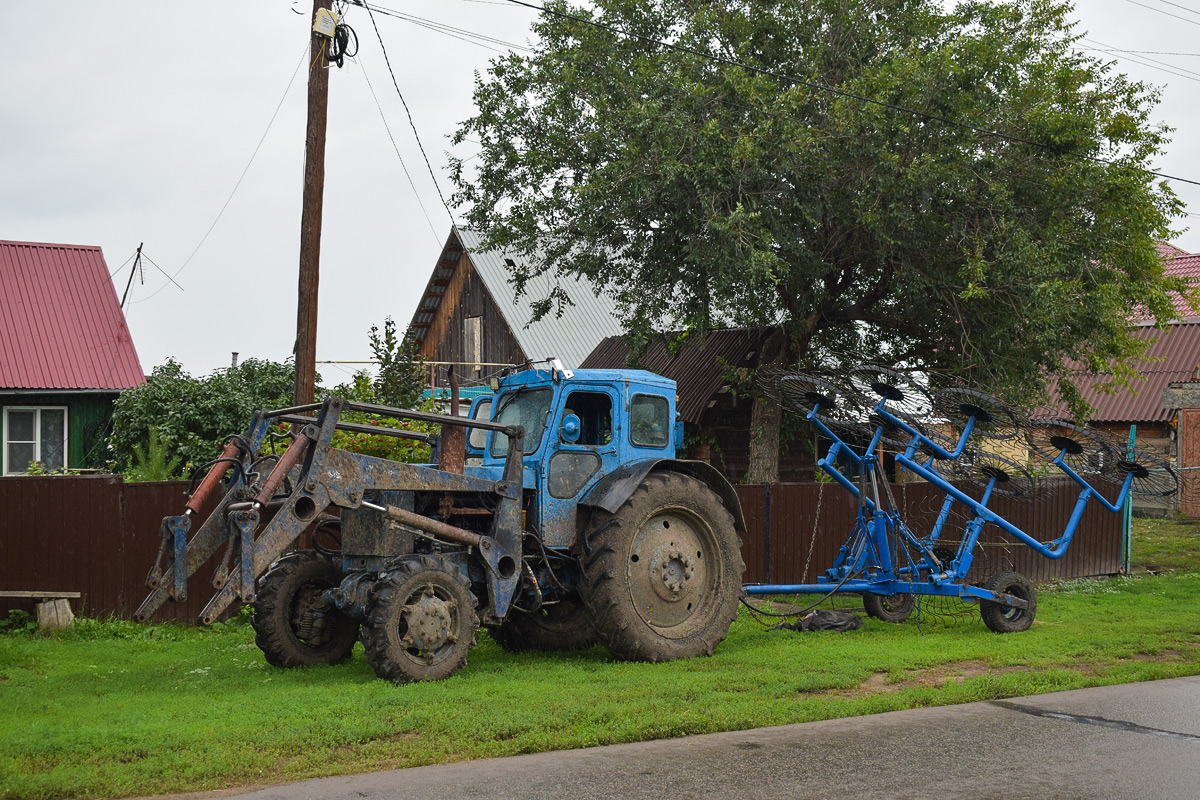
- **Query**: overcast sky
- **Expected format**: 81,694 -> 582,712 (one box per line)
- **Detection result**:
4,0 -> 1199,380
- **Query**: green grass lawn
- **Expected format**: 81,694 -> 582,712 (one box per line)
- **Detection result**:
2,517 -> 1199,800
1128,515 -> 1200,573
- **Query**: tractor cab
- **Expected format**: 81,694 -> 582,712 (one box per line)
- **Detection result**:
471,365 -> 677,546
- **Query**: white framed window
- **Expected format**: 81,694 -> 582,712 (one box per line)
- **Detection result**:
3,406 -> 68,475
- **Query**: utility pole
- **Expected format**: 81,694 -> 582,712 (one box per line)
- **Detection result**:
293,0 -> 333,406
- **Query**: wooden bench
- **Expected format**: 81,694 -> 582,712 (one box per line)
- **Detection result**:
0,591 -> 81,630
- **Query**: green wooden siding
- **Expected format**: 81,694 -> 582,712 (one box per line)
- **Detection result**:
0,392 -> 117,470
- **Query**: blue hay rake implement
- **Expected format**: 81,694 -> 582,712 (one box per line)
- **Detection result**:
743,366 -> 1179,632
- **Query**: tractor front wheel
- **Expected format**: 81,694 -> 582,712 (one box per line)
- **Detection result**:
362,554 -> 478,682
252,551 -> 359,667
580,472 -> 743,662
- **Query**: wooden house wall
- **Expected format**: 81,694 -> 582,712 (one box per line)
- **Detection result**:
1089,421 -> 1172,459
689,391 -> 817,484
0,391 -> 117,470
417,254 -> 526,378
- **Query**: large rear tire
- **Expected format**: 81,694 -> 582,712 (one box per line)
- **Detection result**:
362,554 -> 478,682
580,472 -> 744,662
489,597 -> 599,653
251,551 -> 359,667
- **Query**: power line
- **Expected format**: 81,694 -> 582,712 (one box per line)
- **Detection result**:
358,2 -> 457,228
351,0 -> 1200,225
1082,38 -> 1200,83
133,41 -> 310,304
1087,49 -> 1200,56
357,57 -> 443,242
1121,0 -> 1200,27
1149,0 -> 1200,17
354,2 -> 535,54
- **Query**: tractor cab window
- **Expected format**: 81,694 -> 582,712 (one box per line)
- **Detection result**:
631,394 -> 670,448
490,388 -> 552,456
563,391 -> 613,446
467,398 -> 493,451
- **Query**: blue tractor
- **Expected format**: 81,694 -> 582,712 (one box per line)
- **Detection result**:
137,362 -> 745,682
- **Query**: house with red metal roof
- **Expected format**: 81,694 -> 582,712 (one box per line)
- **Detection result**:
1042,244 -> 1200,513
1,240 -> 144,474
1140,243 -> 1200,322
1060,244 -> 1200,434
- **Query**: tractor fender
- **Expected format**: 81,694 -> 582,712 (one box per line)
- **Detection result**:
579,459 -> 746,531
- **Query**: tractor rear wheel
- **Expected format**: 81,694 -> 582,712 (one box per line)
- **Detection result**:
863,592 -> 915,623
580,472 -> 743,662
980,571 -> 1037,633
489,597 -> 598,653
252,551 -> 359,667
362,554 -> 478,682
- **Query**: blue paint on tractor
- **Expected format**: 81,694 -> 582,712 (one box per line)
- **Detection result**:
135,361 -> 745,682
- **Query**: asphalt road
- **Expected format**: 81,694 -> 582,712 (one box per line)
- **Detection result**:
145,676 -> 1200,800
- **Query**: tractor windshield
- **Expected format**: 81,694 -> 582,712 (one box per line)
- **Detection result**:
490,388 -> 552,456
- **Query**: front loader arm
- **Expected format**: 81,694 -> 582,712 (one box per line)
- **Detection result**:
137,395 -> 527,625
135,410 -> 274,621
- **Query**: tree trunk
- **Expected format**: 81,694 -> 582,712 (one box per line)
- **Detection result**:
746,390 -> 781,484
746,328 -> 790,484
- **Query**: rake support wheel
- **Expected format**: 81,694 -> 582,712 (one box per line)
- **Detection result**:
979,571 -> 1036,633
863,592 -> 915,623
580,472 -> 743,662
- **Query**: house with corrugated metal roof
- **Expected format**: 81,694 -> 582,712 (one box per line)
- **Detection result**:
406,227 -> 623,390
1044,245 -> 1200,513
0,240 -> 144,474
581,328 -> 819,483
1058,244 -> 1200,443
1052,320 -> 1200,446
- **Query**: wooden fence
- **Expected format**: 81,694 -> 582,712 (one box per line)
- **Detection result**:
0,475 -> 1123,622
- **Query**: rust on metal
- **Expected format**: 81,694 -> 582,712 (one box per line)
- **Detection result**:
254,434 -> 310,507
186,442 -> 241,515
439,366 -> 466,474
376,503 -> 483,547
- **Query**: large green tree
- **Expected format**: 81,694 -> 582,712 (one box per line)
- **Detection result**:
453,0 -> 1188,480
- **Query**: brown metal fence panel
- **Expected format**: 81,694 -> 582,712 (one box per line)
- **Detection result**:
0,477 -> 217,622
734,484 -> 767,584
119,481 -> 224,622
736,478 -> 1123,586
2,474 -> 1124,622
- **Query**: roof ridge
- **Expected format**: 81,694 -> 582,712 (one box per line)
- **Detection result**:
0,240 -> 102,251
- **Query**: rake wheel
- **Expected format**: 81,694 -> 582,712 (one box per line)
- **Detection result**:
777,373 -> 869,435
932,387 -> 1024,442
946,451 -> 1042,502
1025,420 -> 1117,476
848,365 -> 933,423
